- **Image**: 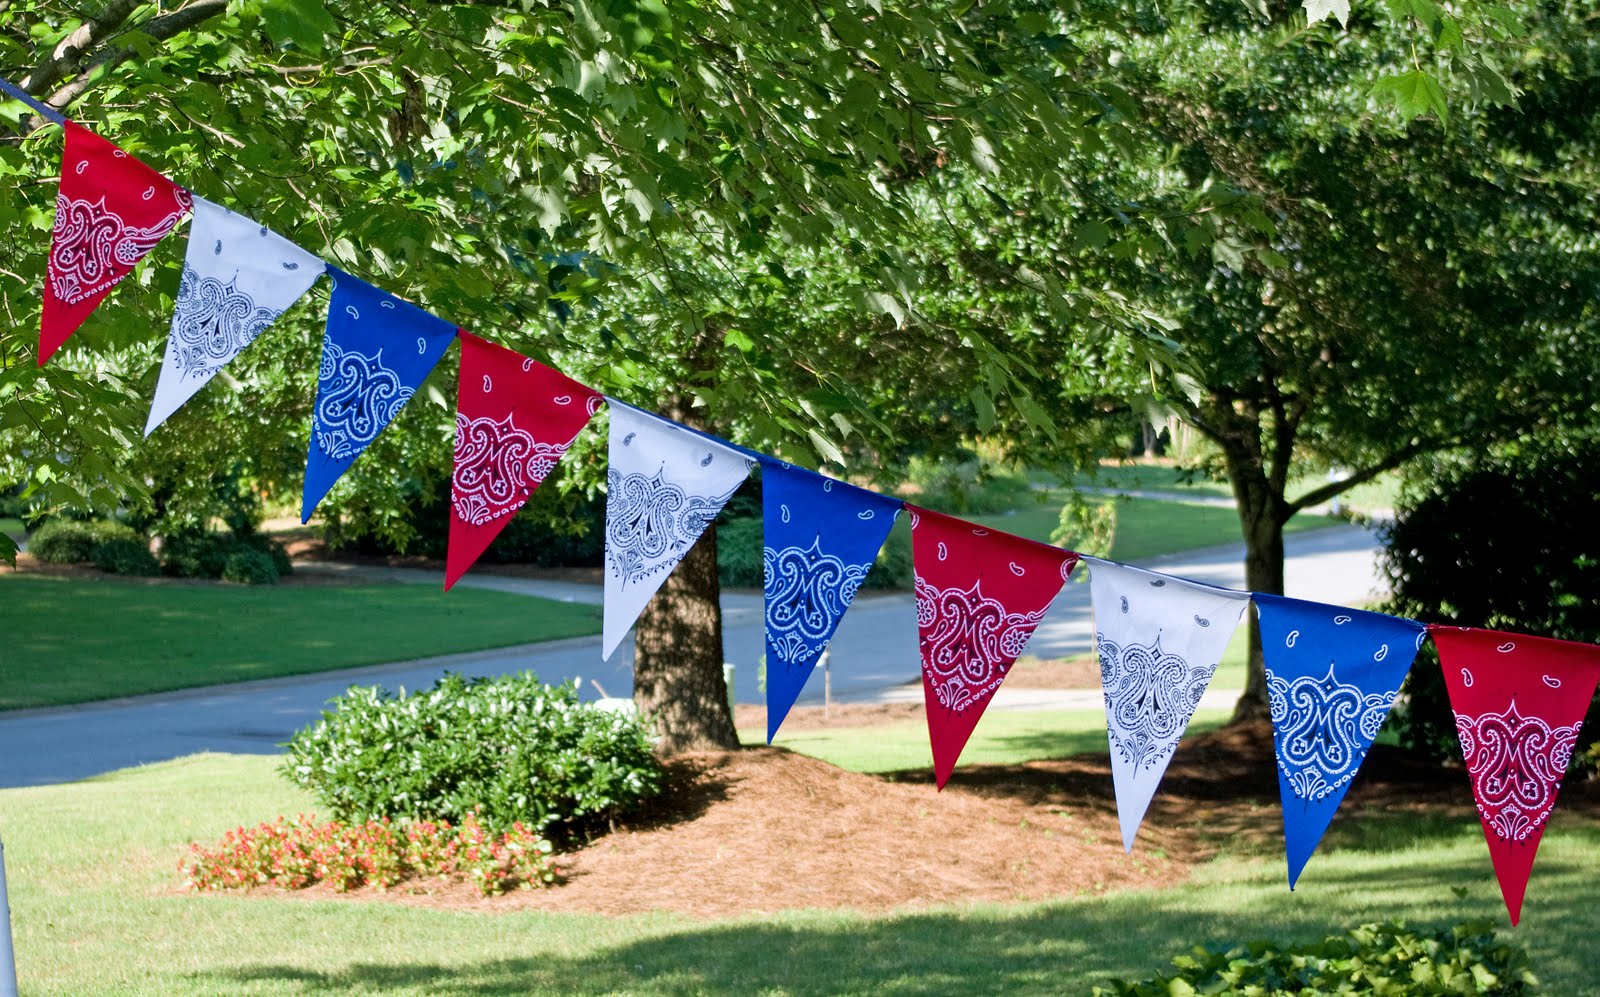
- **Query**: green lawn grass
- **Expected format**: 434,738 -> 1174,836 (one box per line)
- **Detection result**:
3,751 -> 1596,995
969,493 -> 1333,563
0,517 -> 24,538
0,575 -> 601,710
750,706 -> 1232,772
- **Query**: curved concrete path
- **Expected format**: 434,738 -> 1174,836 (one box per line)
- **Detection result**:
0,522 -> 1387,788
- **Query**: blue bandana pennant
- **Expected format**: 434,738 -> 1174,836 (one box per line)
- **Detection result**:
760,459 -> 901,742
1255,593 -> 1425,888
301,267 -> 458,521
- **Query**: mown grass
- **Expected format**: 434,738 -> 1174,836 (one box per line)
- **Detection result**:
3,750 -> 1596,995
750,706 -> 1233,773
0,575 -> 600,710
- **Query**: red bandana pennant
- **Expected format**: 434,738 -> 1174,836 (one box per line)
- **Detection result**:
1432,625 -> 1600,925
909,506 -> 1078,788
445,331 -> 602,589
41,122 -> 191,365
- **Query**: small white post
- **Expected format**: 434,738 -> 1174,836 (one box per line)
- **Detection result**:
0,834 -> 20,997
722,663 -> 737,725
820,649 -> 832,722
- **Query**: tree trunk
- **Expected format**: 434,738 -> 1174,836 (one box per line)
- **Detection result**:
1227,459 -> 1288,724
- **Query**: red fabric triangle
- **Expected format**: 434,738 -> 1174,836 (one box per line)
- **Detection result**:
908,506 -> 1078,787
40,122 -> 190,365
445,331 -> 602,589
1432,626 -> 1600,924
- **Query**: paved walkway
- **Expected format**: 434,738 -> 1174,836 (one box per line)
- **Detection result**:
0,522 -> 1387,788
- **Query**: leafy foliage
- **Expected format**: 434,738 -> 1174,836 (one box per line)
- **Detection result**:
221,546 -> 280,585
27,518 -> 140,563
281,673 -> 663,843
1383,436 -> 1600,764
90,535 -> 160,576
1093,920 -> 1538,996
160,530 -> 290,581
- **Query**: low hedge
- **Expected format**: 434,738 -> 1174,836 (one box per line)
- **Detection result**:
28,519 -> 141,564
281,673 -> 663,844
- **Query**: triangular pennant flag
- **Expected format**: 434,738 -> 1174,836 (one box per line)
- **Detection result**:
909,506 -> 1077,788
601,403 -> 752,659
301,267 -> 458,521
41,121 -> 191,364
145,196 -> 323,434
445,331 -> 603,590
1256,594 -> 1425,888
760,459 -> 901,743
1433,626 -> 1600,925
1084,557 -> 1250,851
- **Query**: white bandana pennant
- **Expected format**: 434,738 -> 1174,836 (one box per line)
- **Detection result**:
145,196 -> 322,434
1085,557 -> 1250,851
602,402 -> 751,659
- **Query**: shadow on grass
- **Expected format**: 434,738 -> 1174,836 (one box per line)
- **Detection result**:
190,845 -> 1600,997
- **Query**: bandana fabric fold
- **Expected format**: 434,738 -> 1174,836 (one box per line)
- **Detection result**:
601,404 -> 751,660
445,331 -> 603,590
1256,594 -> 1425,888
42,122 -> 191,364
1084,557 -> 1250,851
146,197 -> 323,434
301,267 -> 458,521
759,459 -> 901,742
909,507 -> 1077,788
1433,626 -> 1600,925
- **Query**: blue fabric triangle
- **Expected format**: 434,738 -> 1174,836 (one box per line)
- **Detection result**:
301,267 -> 458,521
1255,593 -> 1425,888
760,459 -> 901,742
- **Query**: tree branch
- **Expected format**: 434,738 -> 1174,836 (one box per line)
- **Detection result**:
43,0 -> 229,113
20,0 -> 144,96
1285,441 -> 1430,515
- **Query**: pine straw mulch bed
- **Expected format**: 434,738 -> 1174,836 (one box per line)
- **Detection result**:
247,720 -> 1600,920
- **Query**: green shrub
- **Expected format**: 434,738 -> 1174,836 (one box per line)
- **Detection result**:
29,519 -> 140,564
1094,921 -> 1538,996
281,673 -> 664,844
717,517 -> 765,588
90,537 -> 161,577
1382,437 -> 1600,765
222,548 -> 280,585
902,456 -> 1039,514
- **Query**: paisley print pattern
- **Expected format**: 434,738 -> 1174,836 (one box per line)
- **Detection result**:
1455,700 -> 1579,842
314,341 -> 413,460
451,413 -> 566,526
49,191 -> 190,305
916,576 -> 1046,712
605,468 -> 736,586
167,267 -> 280,379
1099,634 -> 1214,772
1268,664 -> 1396,802
764,538 -> 871,666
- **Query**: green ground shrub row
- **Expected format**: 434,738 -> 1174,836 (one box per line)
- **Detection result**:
26,519 -> 292,585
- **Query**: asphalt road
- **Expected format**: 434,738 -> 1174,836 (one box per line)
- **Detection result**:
0,522 -> 1387,788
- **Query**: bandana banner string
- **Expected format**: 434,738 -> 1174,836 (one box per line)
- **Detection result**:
146,196 -> 323,434
1433,626 -> 1600,925
41,121 -> 190,365
601,403 -> 752,660
909,506 -> 1077,788
301,267 -> 458,521
1084,557 -> 1250,851
446,331 -> 603,590
1256,594 -> 1425,888
759,458 -> 902,742
0,76 -> 67,125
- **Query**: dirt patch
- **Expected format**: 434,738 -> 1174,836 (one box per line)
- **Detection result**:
1003,654 -> 1103,689
251,720 -> 1600,919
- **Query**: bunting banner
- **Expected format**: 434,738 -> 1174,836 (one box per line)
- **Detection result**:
1256,594 -> 1426,888
909,506 -> 1077,788
1433,626 -> 1600,925
601,403 -> 752,660
445,332 -> 603,590
759,458 -> 901,743
301,267 -> 458,521
41,121 -> 191,365
145,196 -> 323,435
1084,557 -> 1250,851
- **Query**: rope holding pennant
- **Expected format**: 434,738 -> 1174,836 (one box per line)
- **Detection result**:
0,76 -> 68,126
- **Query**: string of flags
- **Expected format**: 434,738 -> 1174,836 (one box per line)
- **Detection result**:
14,99 -> 1600,928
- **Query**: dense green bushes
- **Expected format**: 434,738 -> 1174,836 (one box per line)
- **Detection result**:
281,673 -> 663,843
28,519 -> 142,564
1383,438 -> 1600,763
1095,921 -> 1537,996
161,531 -> 292,584
90,536 -> 161,576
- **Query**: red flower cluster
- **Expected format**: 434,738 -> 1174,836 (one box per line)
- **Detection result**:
181,811 -> 559,896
